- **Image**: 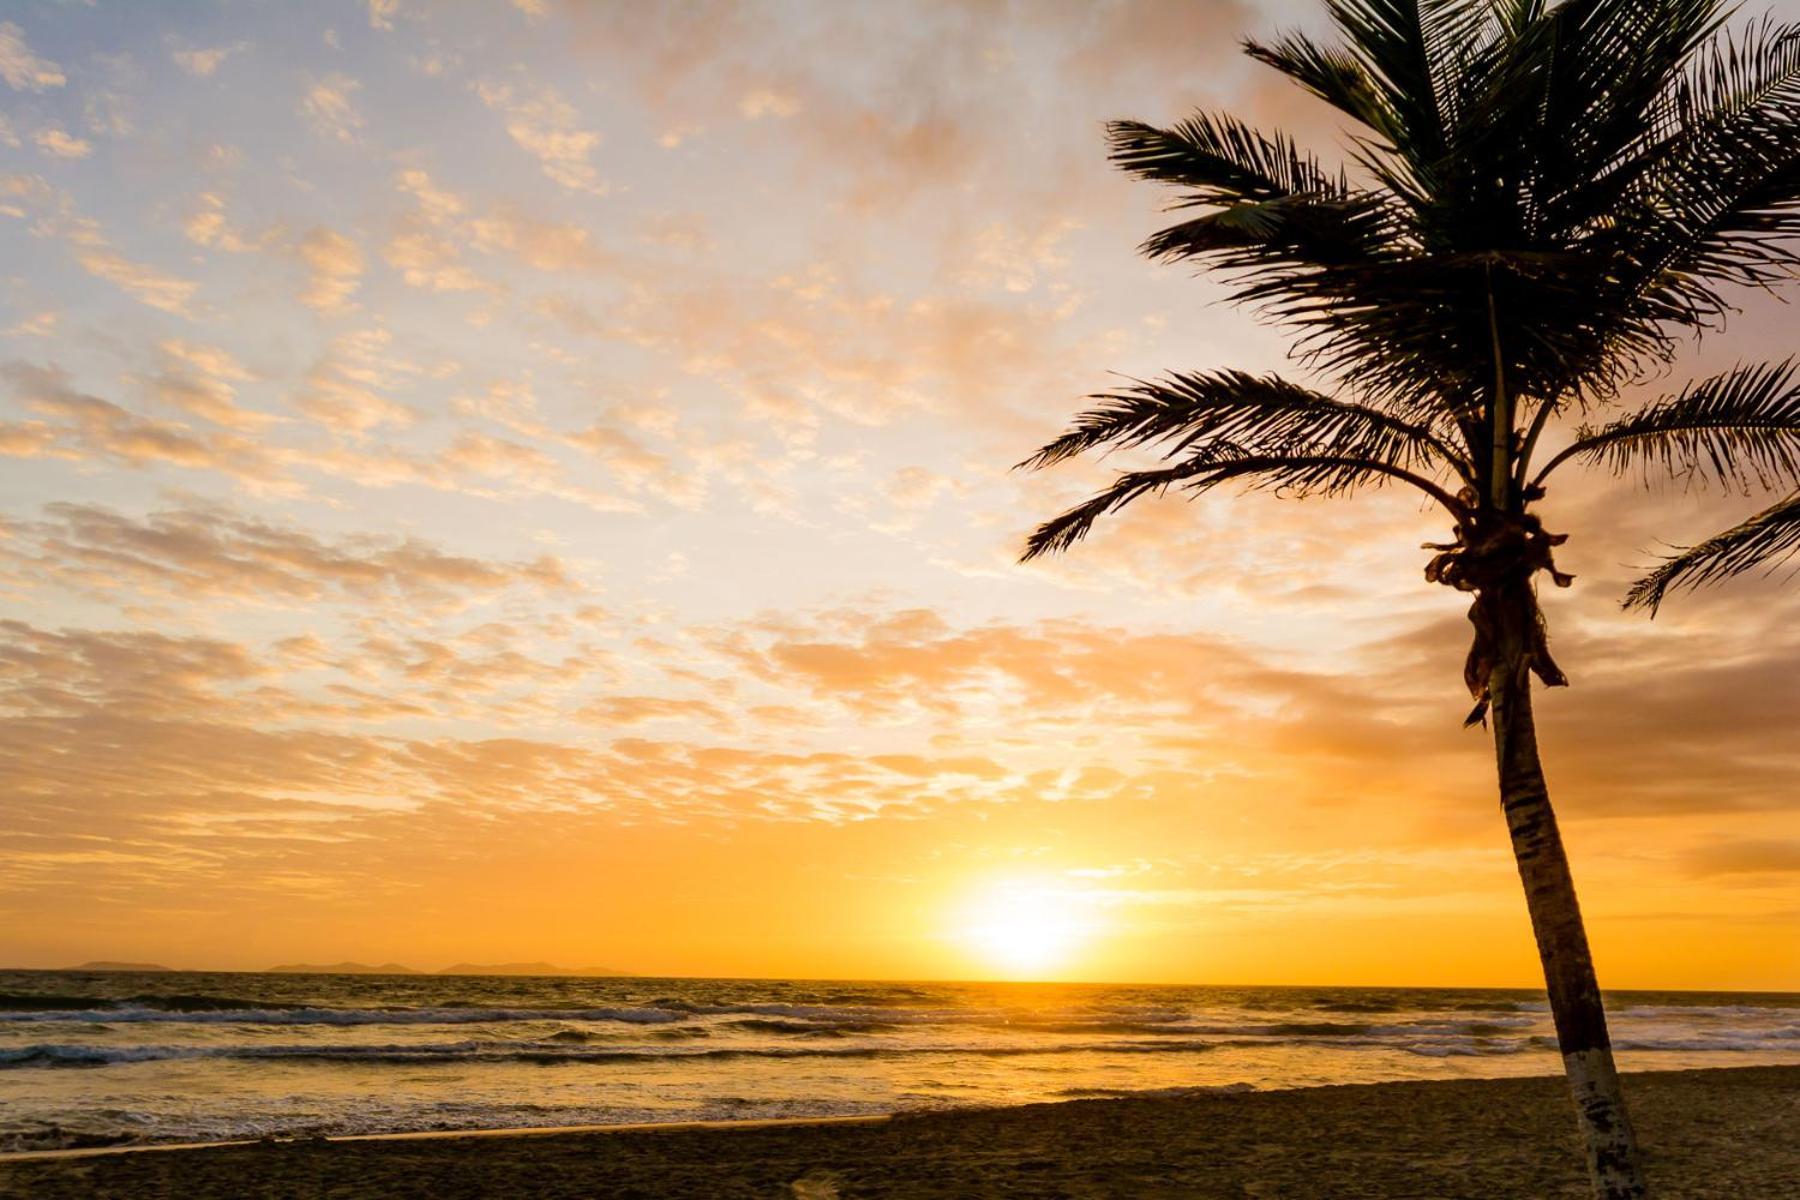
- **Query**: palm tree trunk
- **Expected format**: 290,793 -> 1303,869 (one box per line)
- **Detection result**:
1488,582 -> 1649,1200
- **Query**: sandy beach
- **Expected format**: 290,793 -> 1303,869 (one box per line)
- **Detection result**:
0,1066 -> 1791,1199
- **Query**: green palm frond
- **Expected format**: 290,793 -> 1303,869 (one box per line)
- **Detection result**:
1535,360 -> 1800,490
1624,490 -> 1800,610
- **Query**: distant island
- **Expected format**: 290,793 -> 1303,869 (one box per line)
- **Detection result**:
64,961 -> 177,973
262,961 -> 631,977
265,962 -> 421,975
435,962 -> 631,977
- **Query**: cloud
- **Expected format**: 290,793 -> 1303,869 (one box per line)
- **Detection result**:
3,501 -> 574,611
172,45 -> 239,78
954,218 -> 1081,294
296,228 -> 364,313
183,192 -> 260,253
474,81 -> 607,195
368,0 -> 400,32
2,311 -> 56,337
0,0 -> 1794,980
292,327 -> 412,432
384,225 -> 489,293
0,361 -> 285,486
565,421 -> 706,508
581,695 -> 731,730
0,23 -> 64,91
1684,840 -> 1800,878
739,88 -> 800,119
49,216 -> 200,315
142,339 -> 268,430
33,128 -> 91,159
83,90 -> 132,139
73,247 -> 195,314
393,168 -> 613,276
301,72 -> 364,143
467,206 -> 614,272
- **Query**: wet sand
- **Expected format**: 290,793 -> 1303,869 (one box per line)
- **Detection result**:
0,1066 -> 1793,1198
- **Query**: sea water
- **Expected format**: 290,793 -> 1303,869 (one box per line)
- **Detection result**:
1,971 -> 1795,1151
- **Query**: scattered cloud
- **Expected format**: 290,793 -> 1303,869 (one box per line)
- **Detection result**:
474,81 -> 607,195
63,219 -> 199,315
292,326 -> 412,431
0,0 -> 1794,982
172,44 -> 240,78
183,192 -> 261,253
301,72 -> 364,143
2,311 -> 56,337
33,127 -> 91,159
0,22 -> 64,91
0,361 -> 284,486
3,500 -> 574,610
143,339 -> 267,429
296,227 -> 364,313
739,88 -> 800,119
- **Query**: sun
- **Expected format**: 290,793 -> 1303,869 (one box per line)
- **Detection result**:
957,879 -> 1099,979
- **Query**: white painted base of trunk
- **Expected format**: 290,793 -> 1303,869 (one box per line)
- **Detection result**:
1562,1047 -> 1649,1199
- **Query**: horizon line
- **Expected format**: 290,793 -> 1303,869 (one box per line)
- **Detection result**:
8,963 -> 1798,995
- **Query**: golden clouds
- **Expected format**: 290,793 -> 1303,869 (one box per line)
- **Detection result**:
0,0 -> 1794,984
293,327 -> 411,431
0,22 -> 63,92
300,72 -> 365,144
145,340 -> 267,430
474,81 -> 608,196
182,193 -> 260,254
296,228 -> 365,314
32,127 -> 90,159
2,501 -> 574,610
171,45 -> 238,79
0,362 -> 283,484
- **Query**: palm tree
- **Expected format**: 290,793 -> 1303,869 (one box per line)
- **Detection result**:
1622,376 -> 1800,607
1016,3 -> 1800,1197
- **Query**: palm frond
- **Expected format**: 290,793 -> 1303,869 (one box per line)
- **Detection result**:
1137,192 -> 1397,267
1021,454 -> 1229,561
1608,21 -> 1800,292
1021,447 -> 1463,561
1029,0 -> 1800,613
1243,31 -> 1402,145
1323,0 -> 1463,156
1535,360 -> 1800,490
1106,115 -> 1347,203
1017,369 -> 1468,479
1624,490 -> 1800,611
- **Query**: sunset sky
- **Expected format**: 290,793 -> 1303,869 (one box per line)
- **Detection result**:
2,0 -> 1798,990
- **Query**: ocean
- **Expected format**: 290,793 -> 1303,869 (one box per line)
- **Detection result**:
1,971 -> 1796,1153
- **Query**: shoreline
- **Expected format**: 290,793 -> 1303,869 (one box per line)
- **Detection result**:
0,1064 -> 1790,1162
0,1112 -> 898,1164
3,1066 -> 1795,1198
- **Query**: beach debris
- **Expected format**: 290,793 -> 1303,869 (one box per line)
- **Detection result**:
790,1170 -> 843,1199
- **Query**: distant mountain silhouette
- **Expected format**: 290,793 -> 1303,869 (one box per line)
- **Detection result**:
435,962 -> 630,977
65,961 -> 176,972
265,962 -> 421,975
258,961 -> 630,976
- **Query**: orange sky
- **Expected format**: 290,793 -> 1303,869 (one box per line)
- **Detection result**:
0,0 -> 1797,990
